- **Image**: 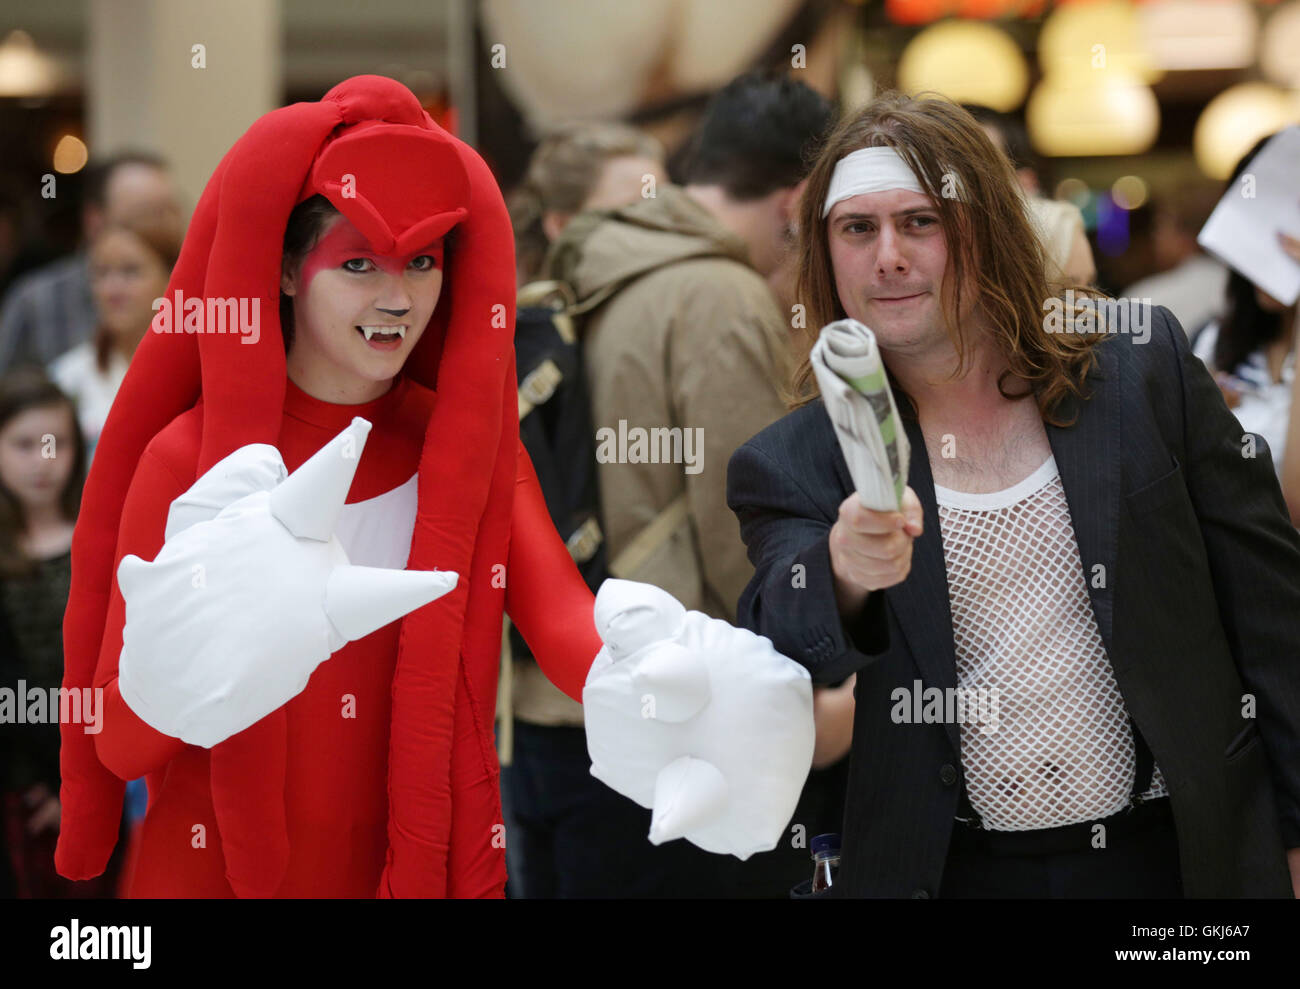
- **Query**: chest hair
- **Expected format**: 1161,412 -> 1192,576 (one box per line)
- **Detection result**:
923,401 -> 1053,493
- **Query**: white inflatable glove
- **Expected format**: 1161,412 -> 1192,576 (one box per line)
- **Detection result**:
583,579 -> 815,859
116,418 -> 457,749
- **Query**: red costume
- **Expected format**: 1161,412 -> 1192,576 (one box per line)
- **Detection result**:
57,76 -> 603,897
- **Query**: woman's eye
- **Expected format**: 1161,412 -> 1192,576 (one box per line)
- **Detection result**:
343,258 -> 374,273
408,255 -> 437,271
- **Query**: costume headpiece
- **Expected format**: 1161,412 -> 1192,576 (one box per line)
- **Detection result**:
58,76 -> 518,897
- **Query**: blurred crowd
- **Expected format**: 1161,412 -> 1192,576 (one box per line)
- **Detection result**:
1,68 -> 1297,898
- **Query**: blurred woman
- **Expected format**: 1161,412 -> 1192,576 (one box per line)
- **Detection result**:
0,368 -> 110,896
1191,133 -> 1300,522
509,121 -> 666,286
48,217 -> 181,454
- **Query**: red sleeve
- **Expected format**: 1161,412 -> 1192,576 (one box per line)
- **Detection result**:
505,443 -> 602,702
92,448 -> 190,780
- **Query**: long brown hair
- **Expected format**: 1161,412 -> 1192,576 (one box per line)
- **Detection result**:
0,368 -> 86,577
788,91 -> 1106,426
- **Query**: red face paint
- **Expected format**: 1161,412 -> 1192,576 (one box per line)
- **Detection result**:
296,215 -> 444,291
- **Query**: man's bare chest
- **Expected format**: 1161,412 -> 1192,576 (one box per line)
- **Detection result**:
921,403 -> 1053,494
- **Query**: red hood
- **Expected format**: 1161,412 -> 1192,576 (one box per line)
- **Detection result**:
58,75 -> 518,898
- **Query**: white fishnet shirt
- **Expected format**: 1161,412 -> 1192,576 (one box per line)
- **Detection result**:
935,455 -> 1167,830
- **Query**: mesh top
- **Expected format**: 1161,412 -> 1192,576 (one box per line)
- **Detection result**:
935,456 -> 1166,830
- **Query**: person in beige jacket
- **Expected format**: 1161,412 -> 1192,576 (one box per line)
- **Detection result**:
553,76 -> 833,626
560,184 -> 794,620
544,73 -> 843,896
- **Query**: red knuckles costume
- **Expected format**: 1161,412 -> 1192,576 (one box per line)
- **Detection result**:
56,75 -> 604,898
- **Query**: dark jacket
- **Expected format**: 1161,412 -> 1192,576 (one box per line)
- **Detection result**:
727,304 -> 1300,898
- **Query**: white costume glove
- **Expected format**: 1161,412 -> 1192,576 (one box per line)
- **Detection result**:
116,418 -> 457,748
583,580 -> 815,859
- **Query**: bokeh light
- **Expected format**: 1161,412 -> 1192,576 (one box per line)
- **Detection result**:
898,21 -> 1029,112
52,134 -> 88,174
1193,82 -> 1300,179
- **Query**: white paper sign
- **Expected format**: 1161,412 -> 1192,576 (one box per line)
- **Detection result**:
1197,125 -> 1300,308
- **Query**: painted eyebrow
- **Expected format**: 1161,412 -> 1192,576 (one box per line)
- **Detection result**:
836,207 -> 936,221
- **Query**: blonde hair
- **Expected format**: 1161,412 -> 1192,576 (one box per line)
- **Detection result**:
788,92 -> 1106,426
509,121 -> 663,283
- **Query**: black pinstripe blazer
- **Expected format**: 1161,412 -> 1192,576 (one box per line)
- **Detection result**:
727,304 -> 1300,898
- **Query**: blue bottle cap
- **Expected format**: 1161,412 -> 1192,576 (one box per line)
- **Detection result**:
811,833 -> 841,856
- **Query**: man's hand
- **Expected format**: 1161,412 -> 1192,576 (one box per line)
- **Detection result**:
583,580 -> 814,859
812,674 -> 856,769
1288,847 -> 1300,898
829,485 -> 923,616
117,418 -> 456,748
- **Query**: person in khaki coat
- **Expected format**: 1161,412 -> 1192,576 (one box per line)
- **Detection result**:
559,183 -> 794,621
543,74 -> 844,897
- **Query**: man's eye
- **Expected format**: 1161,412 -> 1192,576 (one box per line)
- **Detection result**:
845,222 -> 873,235
343,258 -> 374,273
409,255 -> 437,271
910,216 -> 937,229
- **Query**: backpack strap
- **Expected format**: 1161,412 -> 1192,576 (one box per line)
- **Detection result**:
608,494 -> 690,579
517,280 -> 577,344
496,615 -> 514,765
517,358 -> 565,420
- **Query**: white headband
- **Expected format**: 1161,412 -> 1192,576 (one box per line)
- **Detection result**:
823,146 -> 955,218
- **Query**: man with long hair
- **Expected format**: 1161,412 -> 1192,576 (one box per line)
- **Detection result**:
728,92 -> 1300,898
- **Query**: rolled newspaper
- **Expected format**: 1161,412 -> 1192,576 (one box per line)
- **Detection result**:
810,319 -> 910,512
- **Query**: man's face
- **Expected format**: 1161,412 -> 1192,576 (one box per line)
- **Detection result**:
745,186 -> 799,279
827,187 -> 956,353
282,214 -> 444,398
104,163 -> 181,229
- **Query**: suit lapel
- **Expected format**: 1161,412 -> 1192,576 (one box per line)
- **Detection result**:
1045,338 -> 1121,660
857,338 -> 1120,756
887,413 -> 963,753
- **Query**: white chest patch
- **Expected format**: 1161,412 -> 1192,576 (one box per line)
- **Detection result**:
334,473 -> 419,569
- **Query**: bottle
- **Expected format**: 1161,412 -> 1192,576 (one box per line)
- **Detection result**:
810,833 -> 841,893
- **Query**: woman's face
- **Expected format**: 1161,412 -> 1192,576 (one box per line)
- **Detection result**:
90,229 -> 170,343
282,213 -> 444,403
0,403 -> 77,513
